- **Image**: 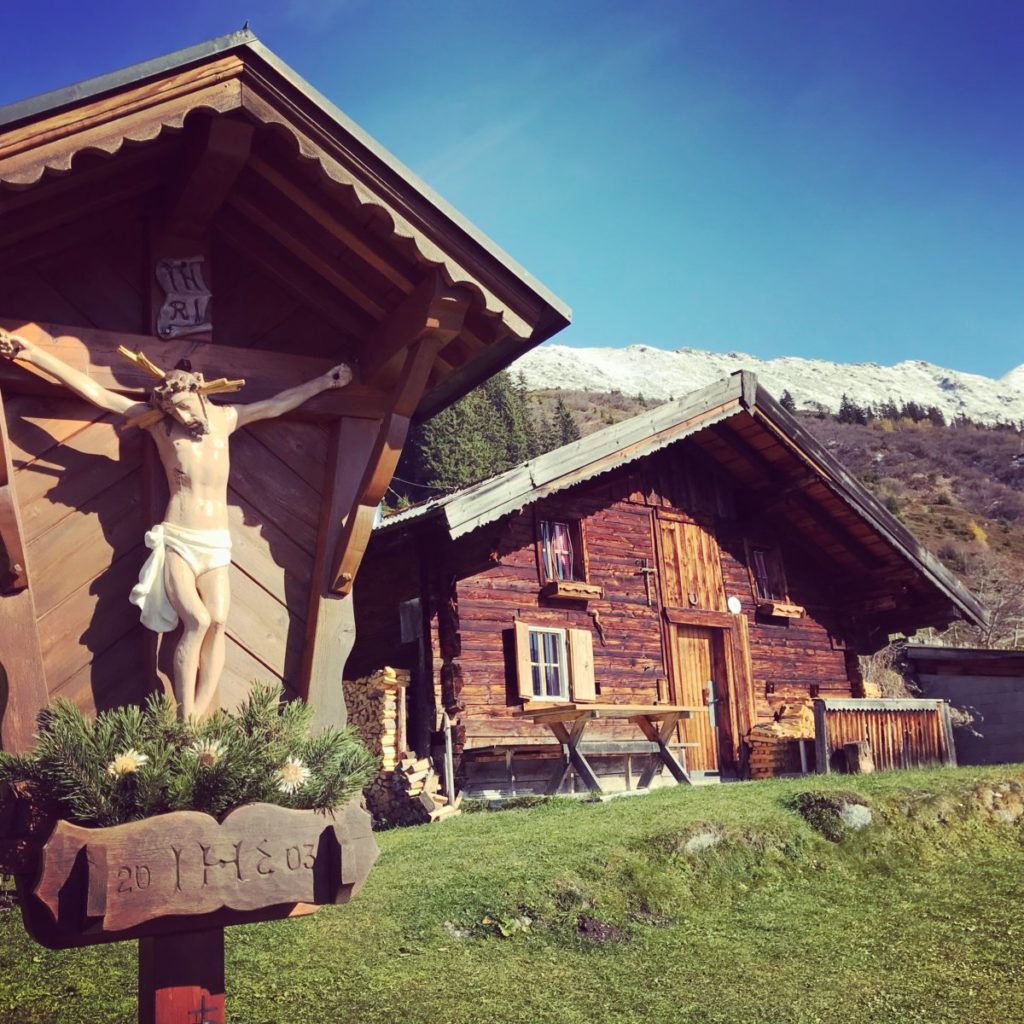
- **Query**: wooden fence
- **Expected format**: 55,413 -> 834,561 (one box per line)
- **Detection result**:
813,698 -> 956,773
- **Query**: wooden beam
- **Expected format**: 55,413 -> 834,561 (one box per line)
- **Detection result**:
0,389 -> 49,753
227,193 -> 387,320
161,116 -> 253,239
146,115 -> 254,340
216,211 -> 362,338
247,157 -> 415,293
298,417 -> 378,728
0,320 -> 389,421
330,337 -> 446,594
0,390 -> 29,594
359,273 -> 472,386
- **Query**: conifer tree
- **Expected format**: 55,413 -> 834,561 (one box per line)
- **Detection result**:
779,390 -> 797,413
553,397 -> 581,445
838,393 -> 868,425
395,370 -> 566,497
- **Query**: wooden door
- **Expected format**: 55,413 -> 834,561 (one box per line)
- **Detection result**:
669,624 -> 735,774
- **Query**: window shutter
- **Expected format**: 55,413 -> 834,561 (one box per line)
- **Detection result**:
568,628 -> 596,703
513,620 -> 534,701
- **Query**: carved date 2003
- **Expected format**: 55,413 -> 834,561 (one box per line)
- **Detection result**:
112,836 -> 318,899
35,804 -> 360,932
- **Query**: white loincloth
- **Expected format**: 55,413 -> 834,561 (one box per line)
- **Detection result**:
129,522 -> 232,633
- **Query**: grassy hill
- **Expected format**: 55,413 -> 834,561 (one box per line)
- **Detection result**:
3,767 -> 1024,1023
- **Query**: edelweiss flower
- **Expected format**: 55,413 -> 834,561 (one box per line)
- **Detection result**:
190,738 -> 227,768
106,749 -> 148,778
276,756 -> 311,795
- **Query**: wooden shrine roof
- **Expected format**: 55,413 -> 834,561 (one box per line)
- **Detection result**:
379,370 -> 989,631
0,30 -> 571,418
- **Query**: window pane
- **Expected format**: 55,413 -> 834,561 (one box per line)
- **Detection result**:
527,628 -> 568,699
551,523 -> 573,580
545,660 -> 562,698
543,631 -> 558,665
529,631 -> 542,696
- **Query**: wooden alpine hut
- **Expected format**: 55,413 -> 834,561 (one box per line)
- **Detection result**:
350,372 -> 987,795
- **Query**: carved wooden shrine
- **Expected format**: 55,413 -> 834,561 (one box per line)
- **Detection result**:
0,30 -> 569,1023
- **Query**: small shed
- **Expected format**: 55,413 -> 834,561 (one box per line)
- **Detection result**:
0,31 -> 570,751
906,646 -> 1024,765
351,372 -> 986,793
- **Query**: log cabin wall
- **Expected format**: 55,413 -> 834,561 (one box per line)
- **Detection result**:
627,442 -> 858,724
717,527 -> 856,722
443,486 -> 666,752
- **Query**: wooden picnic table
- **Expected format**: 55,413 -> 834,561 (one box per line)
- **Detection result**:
514,703 -> 700,794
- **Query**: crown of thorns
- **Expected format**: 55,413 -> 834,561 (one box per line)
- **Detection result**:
117,346 -> 245,430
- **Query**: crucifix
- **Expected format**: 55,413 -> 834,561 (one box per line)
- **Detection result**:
635,557 -> 657,607
0,327 -> 352,719
188,994 -> 219,1024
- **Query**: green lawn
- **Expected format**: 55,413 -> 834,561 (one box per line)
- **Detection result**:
3,766 -> 1024,1023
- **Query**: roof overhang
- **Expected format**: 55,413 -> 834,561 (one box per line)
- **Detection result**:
379,371 -> 989,632
0,31 -> 571,418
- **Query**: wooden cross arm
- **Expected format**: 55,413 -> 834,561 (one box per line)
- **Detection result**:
0,321 -> 387,420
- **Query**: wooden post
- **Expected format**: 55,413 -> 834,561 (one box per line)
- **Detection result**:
938,700 -> 958,767
138,928 -> 225,1024
0,388 -> 49,754
813,698 -> 829,774
299,417 -> 379,729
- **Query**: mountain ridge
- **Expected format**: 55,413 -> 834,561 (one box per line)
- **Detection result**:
512,345 -> 1024,426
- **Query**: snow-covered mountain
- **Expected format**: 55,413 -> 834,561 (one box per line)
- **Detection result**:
511,345 -> 1024,426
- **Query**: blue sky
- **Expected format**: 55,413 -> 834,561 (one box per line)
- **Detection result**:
2,1 -> 1022,377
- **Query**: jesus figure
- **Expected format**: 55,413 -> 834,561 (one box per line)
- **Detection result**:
0,328 -> 352,719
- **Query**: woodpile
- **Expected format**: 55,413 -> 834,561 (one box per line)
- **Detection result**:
364,753 -> 463,828
343,667 -> 409,772
747,702 -> 815,780
343,668 -> 462,827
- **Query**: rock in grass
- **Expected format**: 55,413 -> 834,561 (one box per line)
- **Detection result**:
683,830 -> 722,855
838,802 -> 873,831
794,791 -> 871,842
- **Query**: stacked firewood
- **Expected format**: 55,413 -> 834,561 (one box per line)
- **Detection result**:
343,667 -> 409,772
747,702 -> 815,779
363,753 -> 463,827
343,667 -> 463,827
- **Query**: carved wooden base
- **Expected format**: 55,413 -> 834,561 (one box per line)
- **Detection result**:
14,800 -> 378,949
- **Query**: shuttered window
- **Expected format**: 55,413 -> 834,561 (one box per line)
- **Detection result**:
513,621 -> 596,703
